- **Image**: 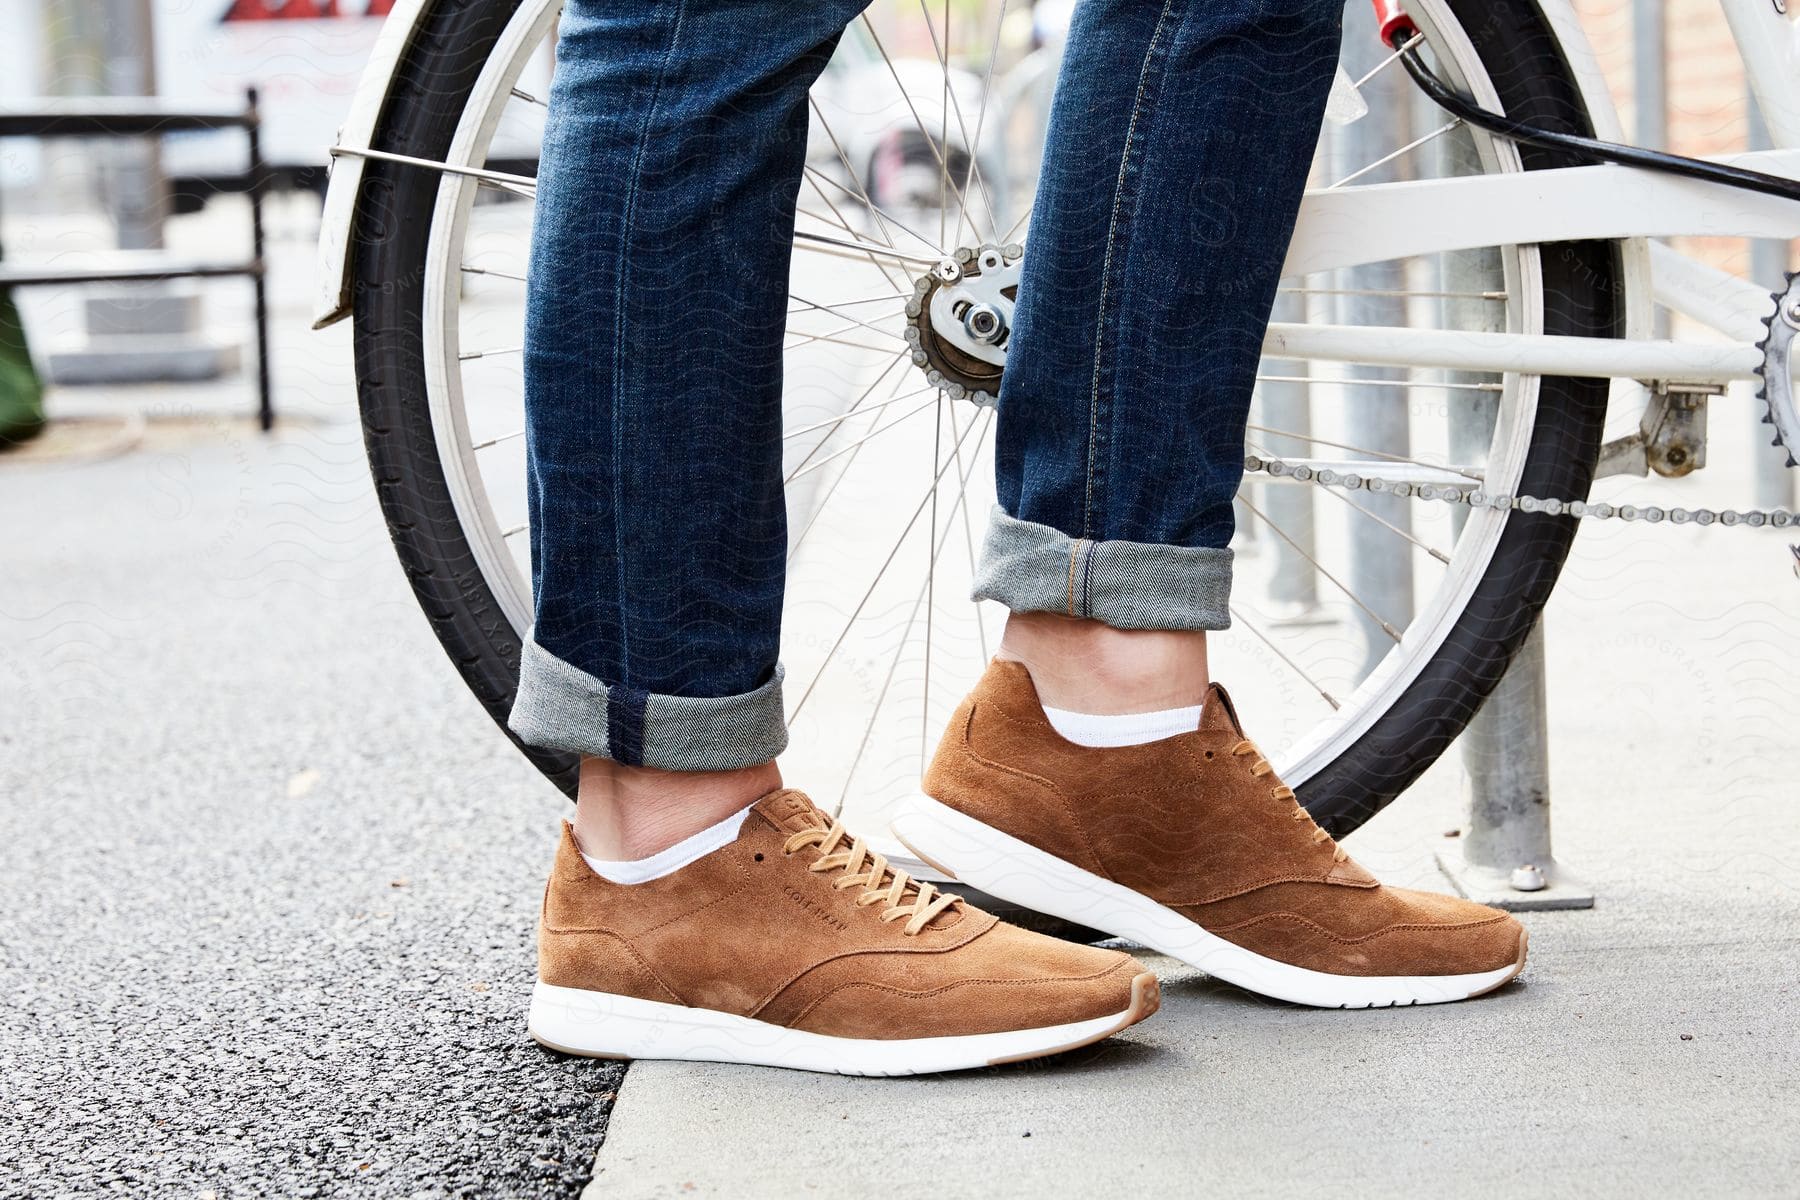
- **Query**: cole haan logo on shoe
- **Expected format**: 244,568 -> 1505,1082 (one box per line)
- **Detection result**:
783,884 -> 850,932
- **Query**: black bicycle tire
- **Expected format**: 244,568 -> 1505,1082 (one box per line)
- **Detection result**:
1298,0 -> 1620,835
351,0 -> 579,795
348,0 -> 1618,845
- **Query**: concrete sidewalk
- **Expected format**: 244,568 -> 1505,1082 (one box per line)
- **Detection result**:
588,460 -> 1800,1198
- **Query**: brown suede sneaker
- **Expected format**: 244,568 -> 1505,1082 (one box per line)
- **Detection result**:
892,661 -> 1528,1009
528,788 -> 1160,1074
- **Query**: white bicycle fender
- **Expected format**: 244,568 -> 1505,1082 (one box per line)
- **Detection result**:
313,0 -> 434,330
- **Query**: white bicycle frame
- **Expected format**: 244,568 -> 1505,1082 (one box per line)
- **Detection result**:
1274,0 -> 1800,391
313,0 -> 1800,395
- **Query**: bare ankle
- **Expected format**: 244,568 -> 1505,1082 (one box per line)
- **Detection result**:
573,757 -> 782,861
997,611 -> 1209,714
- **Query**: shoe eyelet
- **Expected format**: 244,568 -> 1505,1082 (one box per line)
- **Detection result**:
753,852 -> 765,862
1203,750 -> 1214,760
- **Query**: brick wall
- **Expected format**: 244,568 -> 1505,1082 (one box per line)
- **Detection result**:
1574,0 -> 1793,278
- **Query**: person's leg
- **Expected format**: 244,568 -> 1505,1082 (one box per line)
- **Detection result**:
513,0 -> 1160,1072
899,0 -> 1529,1008
978,0 -> 1342,712
512,0 -> 868,856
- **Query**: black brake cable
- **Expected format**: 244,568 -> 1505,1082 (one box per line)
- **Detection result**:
1390,31 -> 1800,205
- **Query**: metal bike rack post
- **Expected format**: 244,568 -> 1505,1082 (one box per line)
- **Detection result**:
1430,210 -> 1593,911
1436,622 -> 1594,910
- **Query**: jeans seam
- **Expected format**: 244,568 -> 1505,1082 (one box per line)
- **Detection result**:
1065,539 -> 1083,616
609,1 -> 688,684
1082,0 -> 1182,541
1079,539 -> 1096,617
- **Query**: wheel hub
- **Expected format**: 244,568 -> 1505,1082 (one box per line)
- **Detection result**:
903,243 -> 1023,407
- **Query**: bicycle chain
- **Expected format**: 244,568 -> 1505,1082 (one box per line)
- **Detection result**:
1244,277 -> 1800,530
910,248 -> 1798,530
1241,453 -> 1797,528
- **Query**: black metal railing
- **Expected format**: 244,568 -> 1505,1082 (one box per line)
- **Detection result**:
0,89 -> 273,430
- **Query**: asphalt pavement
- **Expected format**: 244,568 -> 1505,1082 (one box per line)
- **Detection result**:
2,413 -> 622,1198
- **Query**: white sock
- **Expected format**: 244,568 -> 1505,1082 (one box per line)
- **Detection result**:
1041,703 -> 1204,748
580,802 -> 754,885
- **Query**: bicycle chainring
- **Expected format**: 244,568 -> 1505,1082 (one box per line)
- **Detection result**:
1757,270 -> 1800,469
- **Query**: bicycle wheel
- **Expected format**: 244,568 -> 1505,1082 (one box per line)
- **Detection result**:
347,0 -> 1621,845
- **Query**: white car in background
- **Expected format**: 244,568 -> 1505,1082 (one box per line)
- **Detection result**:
152,0 -> 550,206
808,20 -> 1004,233
0,0 -> 995,223
163,1 -> 998,222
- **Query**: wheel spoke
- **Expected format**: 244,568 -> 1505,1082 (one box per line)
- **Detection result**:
804,166 -> 945,256
472,428 -> 525,451
952,0 -> 1010,249
784,350 -> 912,483
912,0 -> 1003,243
461,264 -> 529,283
1230,605 -> 1340,710
1240,495 -> 1404,643
794,229 -> 945,267
1246,423 -> 1485,479
830,405 -> 995,814
1332,487 -> 1452,564
1348,30 -> 1424,91
787,360 -> 919,561
785,385 -> 936,440
1245,434 -> 1450,565
788,290 -> 914,315
1327,120 -> 1463,190
807,95 -> 918,255
1277,285 -> 1505,302
789,403 -> 988,722
783,328 -> 905,355
1000,201 -> 1033,246
942,397 -> 988,660
922,390 -> 944,772
785,393 -> 941,483
788,295 -> 907,346
858,14 -> 978,232
797,182 -> 915,295
329,146 -> 537,197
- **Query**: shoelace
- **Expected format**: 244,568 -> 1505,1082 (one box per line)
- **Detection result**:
1231,740 -> 1348,863
782,819 -> 961,936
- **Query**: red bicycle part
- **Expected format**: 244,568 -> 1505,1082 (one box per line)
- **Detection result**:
1370,0 -> 1418,47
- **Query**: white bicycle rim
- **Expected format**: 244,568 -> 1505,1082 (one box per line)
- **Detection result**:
416,0 -> 1587,828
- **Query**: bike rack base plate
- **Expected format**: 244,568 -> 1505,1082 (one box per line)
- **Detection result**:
1435,837 -> 1596,912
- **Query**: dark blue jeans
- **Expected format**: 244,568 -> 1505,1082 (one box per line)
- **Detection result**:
511,0 -> 1342,769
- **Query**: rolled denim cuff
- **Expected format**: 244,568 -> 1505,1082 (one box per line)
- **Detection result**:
508,635 -> 788,770
972,506 -> 1233,632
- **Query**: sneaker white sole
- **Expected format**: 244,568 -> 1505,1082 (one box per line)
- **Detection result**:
527,973 -> 1160,1076
891,794 -> 1526,1010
